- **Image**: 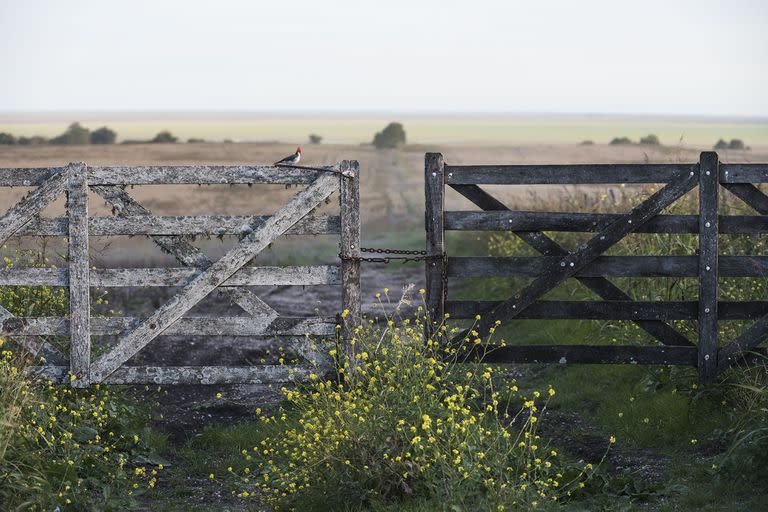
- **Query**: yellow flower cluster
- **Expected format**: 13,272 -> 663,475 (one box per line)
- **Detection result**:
226,293 -> 604,509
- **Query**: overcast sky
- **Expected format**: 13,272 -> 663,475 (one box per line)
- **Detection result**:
1,0 -> 766,117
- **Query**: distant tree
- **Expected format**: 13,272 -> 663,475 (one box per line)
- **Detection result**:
18,135 -> 48,145
579,140 -> 594,145
728,138 -> 745,150
89,126 -> 117,144
151,131 -> 178,143
714,139 -> 728,150
50,122 -> 90,145
187,137 -> 206,143
372,122 -> 406,149
639,134 -> 660,145
609,136 -> 633,145
0,132 -> 16,145
308,134 -> 323,144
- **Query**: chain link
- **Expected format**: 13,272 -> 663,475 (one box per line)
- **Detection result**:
340,247 -> 443,264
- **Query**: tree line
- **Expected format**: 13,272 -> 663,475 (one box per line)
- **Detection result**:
0,122 -> 183,145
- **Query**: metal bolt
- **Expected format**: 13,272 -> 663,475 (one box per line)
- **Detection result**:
705,222 -> 711,228
432,172 -> 436,177
706,170 -> 711,176
628,220 -> 632,224
569,262 -> 575,267
705,354 -> 710,361
351,244 -> 355,248
560,261 -> 566,267
690,171 -> 695,176
448,173 -> 453,178
704,307 -> 710,313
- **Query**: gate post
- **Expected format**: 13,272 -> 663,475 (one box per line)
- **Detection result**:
698,152 -> 719,384
340,160 -> 361,372
67,162 -> 91,387
425,153 -> 445,336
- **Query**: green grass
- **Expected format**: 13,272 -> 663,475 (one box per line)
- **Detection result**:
2,116 -> 767,145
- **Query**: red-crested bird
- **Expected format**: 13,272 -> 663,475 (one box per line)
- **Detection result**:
274,146 -> 301,165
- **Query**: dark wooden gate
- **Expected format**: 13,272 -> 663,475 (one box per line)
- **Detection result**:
424,152 -> 768,383
0,161 -> 360,386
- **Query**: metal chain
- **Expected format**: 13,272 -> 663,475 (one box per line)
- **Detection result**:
340,247 -> 443,264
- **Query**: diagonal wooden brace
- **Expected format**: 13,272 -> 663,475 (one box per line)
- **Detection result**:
91,185 -> 278,320
450,184 -> 693,346
89,173 -> 339,382
717,182 -> 768,369
0,166 -> 70,364
718,314 -> 768,371
462,170 -> 698,339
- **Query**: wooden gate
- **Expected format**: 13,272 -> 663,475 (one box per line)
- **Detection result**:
0,161 -> 360,387
424,152 -> 768,383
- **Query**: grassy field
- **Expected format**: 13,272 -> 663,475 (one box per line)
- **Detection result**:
1,113 -> 767,146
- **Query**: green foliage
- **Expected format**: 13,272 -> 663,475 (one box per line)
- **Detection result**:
639,134 -> 660,145
89,126 -> 117,144
18,135 -> 48,145
0,132 -> 16,144
50,122 -> 90,145
0,250 -> 164,510
187,137 -> 206,143
714,138 -> 748,150
308,134 -> 323,144
609,137 -> 633,145
227,294 -> 608,510
372,122 -> 406,149
151,131 -> 178,143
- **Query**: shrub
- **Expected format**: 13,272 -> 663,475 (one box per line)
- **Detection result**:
714,139 -> 728,150
580,140 -> 594,145
308,134 -> 323,144
151,131 -> 178,143
372,122 -> 406,149
0,250 -> 165,509
18,135 -> 49,145
229,290 -> 608,509
187,137 -> 206,143
0,132 -> 16,144
609,137 -> 633,145
89,126 -> 117,144
639,134 -> 660,145
728,139 -> 745,150
50,122 -> 90,145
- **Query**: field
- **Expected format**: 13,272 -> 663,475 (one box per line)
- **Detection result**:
2,113 -> 768,146
1,135 -> 767,511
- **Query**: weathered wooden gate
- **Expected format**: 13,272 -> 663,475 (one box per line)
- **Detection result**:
0,161 -> 360,386
424,152 -> 768,383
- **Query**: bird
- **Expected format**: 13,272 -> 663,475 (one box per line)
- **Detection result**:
274,146 -> 301,166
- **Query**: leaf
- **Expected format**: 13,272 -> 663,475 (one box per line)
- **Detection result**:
72,426 -> 98,443
133,452 -> 171,467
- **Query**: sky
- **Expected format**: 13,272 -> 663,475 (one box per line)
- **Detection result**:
1,0 -> 767,117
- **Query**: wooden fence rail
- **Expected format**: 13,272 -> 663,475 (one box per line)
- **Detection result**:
0,161 -> 360,387
425,152 -> 768,383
